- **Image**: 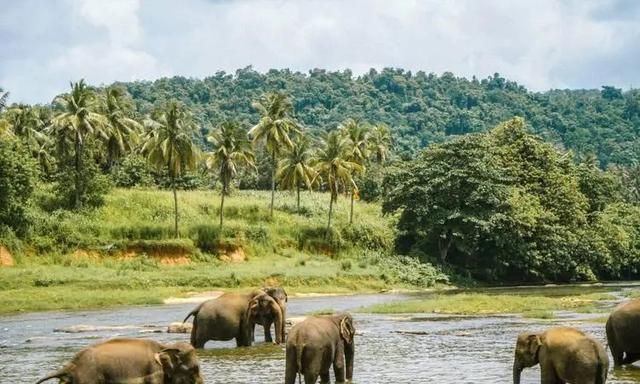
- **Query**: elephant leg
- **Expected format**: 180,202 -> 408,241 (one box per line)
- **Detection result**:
320,371 -> 330,384
304,372 -> 320,384
264,321 -> 273,343
540,364 -> 561,384
606,320 -> 624,367
333,348 -> 346,383
285,347 -> 298,384
623,352 -> 640,365
251,322 -> 256,343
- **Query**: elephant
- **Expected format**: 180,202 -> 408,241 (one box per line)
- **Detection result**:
606,298 -> 640,367
183,289 -> 283,348
250,286 -> 288,343
285,313 -> 355,384
513,326 -> 608,384
35,338 -> 203,384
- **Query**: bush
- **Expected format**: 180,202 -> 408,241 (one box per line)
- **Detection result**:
54,148 -> 111,210
0,137 -> 38,235
297,226 -> 345,254
341,223 -> 392,251
364,251 -> 449,287
112,154 -> 154,188
110,224 -> 174,240
192,224 -> 222,253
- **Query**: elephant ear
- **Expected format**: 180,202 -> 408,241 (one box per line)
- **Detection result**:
339,316 -> 355,345
155,348 -> 180,373
526,334 -> 542,361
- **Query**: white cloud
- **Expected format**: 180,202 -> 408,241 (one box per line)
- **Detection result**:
1,0 -> 639,103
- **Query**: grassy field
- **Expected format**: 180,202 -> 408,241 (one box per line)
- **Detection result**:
358,292 -> 614,318
0,188 -> 448,314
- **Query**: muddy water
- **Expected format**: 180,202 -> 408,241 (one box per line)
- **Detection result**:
2,287 -> 640,384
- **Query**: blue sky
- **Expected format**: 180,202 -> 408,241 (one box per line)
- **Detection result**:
1,0 -> 640,103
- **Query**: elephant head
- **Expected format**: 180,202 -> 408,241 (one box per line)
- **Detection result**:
337,313 -> 356,380
248,292 -> 284,343
155,342 -> 204,384
512,333 -> 541,384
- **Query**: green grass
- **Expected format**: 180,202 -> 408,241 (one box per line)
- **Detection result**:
358,292 -> 612,317
0,188 -> 449,314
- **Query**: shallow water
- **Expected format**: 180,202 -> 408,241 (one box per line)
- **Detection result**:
2,287 -> 640,383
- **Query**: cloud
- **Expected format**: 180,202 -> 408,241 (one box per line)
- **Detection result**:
1,0 -> 639,103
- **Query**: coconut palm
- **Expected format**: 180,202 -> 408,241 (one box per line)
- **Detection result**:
142,101 -> 199,237
100,86 -> 143,170
0,88 -> 8,112
249,92 -> 299,218
315,130 -> 363,232
5,104 -> 54,176
339,118 -> 369,224
206,120 -> 255,228
277,133 -> 318,212
369,123 -> 392,163
48,80 -> 109,209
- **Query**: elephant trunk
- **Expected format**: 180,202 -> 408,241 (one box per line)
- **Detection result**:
272,301 -> 284,344
345,342 -> 354,381
512,360 -> 523,384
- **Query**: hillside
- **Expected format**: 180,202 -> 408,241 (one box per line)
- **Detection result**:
117,68 -> 640,166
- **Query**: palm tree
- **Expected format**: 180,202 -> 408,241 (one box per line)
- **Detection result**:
0,88 -> 8,112
277,134 -> 318,212
206,120 -> 255,228
101,86 -> 143,170
142,101 -> 199,237
339,118 -> 369,224
249,92 -> 299,218
5,105 -> 54,175
315,130 -> 363,232
48,80 -> 109,209
368,123 -> 392,163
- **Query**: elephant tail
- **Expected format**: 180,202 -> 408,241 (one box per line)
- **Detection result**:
183,303 -> 203,323
296,343 -> 305,384
35,369 -> 67,384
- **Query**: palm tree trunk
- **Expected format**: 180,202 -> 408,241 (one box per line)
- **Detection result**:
349,187 -> 355,225
327,195 -> 334,233
172,177 -> 179,238
270,151 -> 276,218
219,180 -> 226,228
296,185 -> 301,212
74,132 -> 82,210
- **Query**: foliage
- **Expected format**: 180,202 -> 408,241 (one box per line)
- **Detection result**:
112,153 -> 154,187
276,133 -> 317,211
0,137 -> 38,235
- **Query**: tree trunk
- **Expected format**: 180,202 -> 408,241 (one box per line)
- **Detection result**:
219,179 -> 226,228
349,187 -> 355,225
296,185 -> 300,212
270,151 -> 276,218
74,132 -> 82,210
327,195 -> 334,233
438,229 -> 453,263
172,178 -> 179,238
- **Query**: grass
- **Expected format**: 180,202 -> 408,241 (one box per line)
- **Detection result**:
0,188 -> 449,314
358,292 -> 614,317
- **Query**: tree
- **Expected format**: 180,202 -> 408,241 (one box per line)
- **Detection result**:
249,92 -> 299,218
315,130 -> 362,231
0,88 -> 8,112
4,105 -> 53,176
277,133 -> 317,212
48,80 -> 110,209
100,86 -> 142,170
206,120 -> 255,227
368,123 -> 392,163
142,101 -> 199,237
339,118 -> 369,224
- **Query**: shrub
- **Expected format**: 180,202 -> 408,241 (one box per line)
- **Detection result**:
297,226 -> 345,254
112,154 -> 154,188
341,223 -> 392,251
0,137 -> 38,235
363,251 -> 449,287
192,224 -> 222,253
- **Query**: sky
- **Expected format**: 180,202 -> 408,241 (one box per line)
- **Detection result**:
1,0 -> 640,104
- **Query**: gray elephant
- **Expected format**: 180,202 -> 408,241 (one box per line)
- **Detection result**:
183,289 -> 283,348
250,286 -> 288,343
285,313 -> 355,384
606,298 -> 640,367
35,338 -> 203,384
513,326 -> 608,384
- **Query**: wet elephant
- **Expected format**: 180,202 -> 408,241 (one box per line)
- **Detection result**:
183,290 -> 283,348
35,338 -> 203,384
285,313 -> 355,384
251,286 -> 288,343
606,298 -> 640,367
513,326 -> 608,384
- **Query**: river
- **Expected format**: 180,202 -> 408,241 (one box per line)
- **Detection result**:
2,285 -> 640,383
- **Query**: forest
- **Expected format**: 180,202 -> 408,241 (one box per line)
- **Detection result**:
1,68 -> 640,285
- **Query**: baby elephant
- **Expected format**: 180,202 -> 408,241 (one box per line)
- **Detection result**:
285,313 -> 355,384
513,326 -> 608,384
35,338 -> 204,384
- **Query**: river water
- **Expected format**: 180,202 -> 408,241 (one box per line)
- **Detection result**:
2,285 -> 640,383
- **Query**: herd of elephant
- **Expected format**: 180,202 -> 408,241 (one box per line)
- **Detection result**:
33,287 -> 640,384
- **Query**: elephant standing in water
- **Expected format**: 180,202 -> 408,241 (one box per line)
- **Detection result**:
285,313 -> 355,384
606,298 -> 640,367
513,326 -> 608,384
35,338 -> 203,384
250,286 -> 288,343
183,289 -> 284,348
